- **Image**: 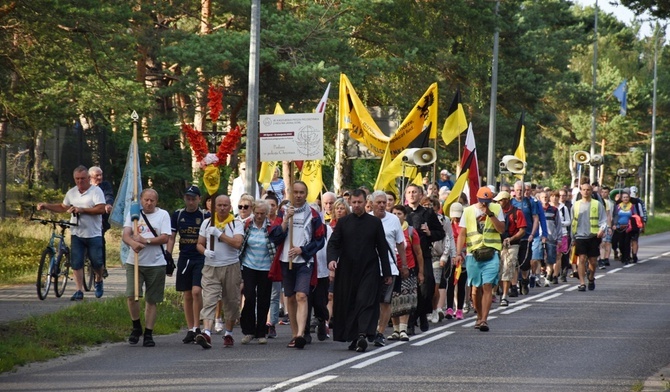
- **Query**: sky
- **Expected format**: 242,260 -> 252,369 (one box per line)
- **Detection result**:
575,0 -> 667,40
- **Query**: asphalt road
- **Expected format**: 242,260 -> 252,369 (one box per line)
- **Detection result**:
1,233 -> 670,391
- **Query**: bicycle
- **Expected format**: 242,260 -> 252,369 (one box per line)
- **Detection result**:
82,249 -> 95,292
30,211 -> 78,300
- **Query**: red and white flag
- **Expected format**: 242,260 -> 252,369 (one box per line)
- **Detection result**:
460,123 -> 480,204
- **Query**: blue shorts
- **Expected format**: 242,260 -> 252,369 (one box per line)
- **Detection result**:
531,237 -> 544,260
545,242 -> 557,264
603,227 -> 612,243
281,262 -> 313,297
175,254 -> 205,292
465,253 -> 500,287
70,235 -> 104,271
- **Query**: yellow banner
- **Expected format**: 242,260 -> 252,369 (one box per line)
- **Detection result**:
388,83 -> 438,157
301,160 -> 323,203
339,74 -> 389,157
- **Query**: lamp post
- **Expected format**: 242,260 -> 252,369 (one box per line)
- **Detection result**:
486,0 -> 501,186
589,0 -> 599,184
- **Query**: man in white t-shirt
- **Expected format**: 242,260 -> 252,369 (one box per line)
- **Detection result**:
37,165 -> 106,301
370,191 -> 406,348
195,195 -> 244,349
122,188 -> 171,347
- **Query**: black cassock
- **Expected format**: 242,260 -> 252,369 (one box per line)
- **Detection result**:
327,212 -> 391,342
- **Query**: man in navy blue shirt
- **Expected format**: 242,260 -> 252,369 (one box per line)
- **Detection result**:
511,181 -> 542,295
167,185 -> 210,344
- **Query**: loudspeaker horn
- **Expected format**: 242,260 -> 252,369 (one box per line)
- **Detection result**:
616,168 -> 628,177
573,150 -> 590,164
499,155 -> 526,174
402,148 -> 436,166
590,154 -> 604,166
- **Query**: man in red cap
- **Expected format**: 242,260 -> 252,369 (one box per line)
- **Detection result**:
454,187 -> 505,332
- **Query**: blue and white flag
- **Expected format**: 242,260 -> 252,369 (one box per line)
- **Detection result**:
612,80 -> 627,116
110,136 -> 142,263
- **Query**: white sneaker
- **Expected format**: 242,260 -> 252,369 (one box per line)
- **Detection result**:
215,319 -> 224,333
241,334 -> 254,344
399,331 -> 410,341
429,310 -> 439,324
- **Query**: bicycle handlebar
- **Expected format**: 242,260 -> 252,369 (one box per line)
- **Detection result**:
30,207 -> 79,227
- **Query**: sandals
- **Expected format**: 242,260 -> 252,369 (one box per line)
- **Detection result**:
287,338 -> 296,348
474,320 -> 482,329
294,336 -> 307,349
479,321 -> 489,332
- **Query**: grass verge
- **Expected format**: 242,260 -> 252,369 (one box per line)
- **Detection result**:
0,289 -> 184,373
643,213 -> 670,236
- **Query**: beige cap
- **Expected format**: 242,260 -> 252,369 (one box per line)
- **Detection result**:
449,202 -> 464,218
493,191 -> 511,201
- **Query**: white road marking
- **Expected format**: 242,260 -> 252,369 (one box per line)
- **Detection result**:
501,304 -> 532,314
607,268 -> 623,274
350,351 -> 403,368
285,375 -> 339,392
411,331 -> 455,347
259,342 -> 404,391
566,285 -> 580,292
536,293 -> 563,302
624,263 -> 636,268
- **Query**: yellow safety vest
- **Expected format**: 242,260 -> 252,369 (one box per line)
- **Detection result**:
572,199 -> 600,235
463,203 -> 502,252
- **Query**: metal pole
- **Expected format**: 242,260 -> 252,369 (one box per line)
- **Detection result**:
487,0 -> 501,186
1,145 -> 5,220
245,0 -> 261,197
644,151 -> 649,209
589,0 -> 599,184
0,116 -> 6,220
649,21 -> 660,217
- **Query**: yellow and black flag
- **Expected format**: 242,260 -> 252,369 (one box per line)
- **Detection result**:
443,151 -> 476,215
441,89 -> 468,146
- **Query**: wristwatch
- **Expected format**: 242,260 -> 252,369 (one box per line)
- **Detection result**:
486,211 -> 495,218
146,238 -> 152,245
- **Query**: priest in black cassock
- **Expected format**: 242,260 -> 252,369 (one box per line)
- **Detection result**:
328,189 -> 392,353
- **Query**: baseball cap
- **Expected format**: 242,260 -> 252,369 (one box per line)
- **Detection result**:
449,202 -> 463,218
185,185 -> 201,197
493,191 -> 511,201
477,187 -> 493,203
441,169 -> 451,176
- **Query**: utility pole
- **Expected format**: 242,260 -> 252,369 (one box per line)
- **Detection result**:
589,0 -> 599,184
245,0 -> 261,196
487,0 -> 501,186
649,21 -> 662,217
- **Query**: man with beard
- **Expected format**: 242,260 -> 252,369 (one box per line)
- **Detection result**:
328,189 -> 392,353
404,184 -> 445,334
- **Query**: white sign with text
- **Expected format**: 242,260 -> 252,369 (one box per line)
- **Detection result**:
259,113 -> 324,162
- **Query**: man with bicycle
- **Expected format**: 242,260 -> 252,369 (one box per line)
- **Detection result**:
37,165 -> 106,301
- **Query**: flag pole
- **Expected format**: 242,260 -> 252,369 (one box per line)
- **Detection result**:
283,161 -> 294,270
432,137 -> 438,184
131,111 -> 140,302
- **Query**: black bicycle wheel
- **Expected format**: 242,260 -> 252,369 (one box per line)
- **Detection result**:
82,253 -> 94,292
37,248 -> 54,300
54,250 -> 70,298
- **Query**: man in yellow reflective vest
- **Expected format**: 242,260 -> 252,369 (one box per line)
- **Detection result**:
454,187 -> 505,332
570,182 -> 607,292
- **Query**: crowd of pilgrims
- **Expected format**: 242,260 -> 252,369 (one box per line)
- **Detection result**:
166,173 -> 646,351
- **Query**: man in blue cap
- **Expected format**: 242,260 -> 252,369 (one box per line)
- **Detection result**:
167,185 -> 210,344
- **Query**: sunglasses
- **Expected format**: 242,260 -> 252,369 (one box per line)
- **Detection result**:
238,205 -> 250,210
